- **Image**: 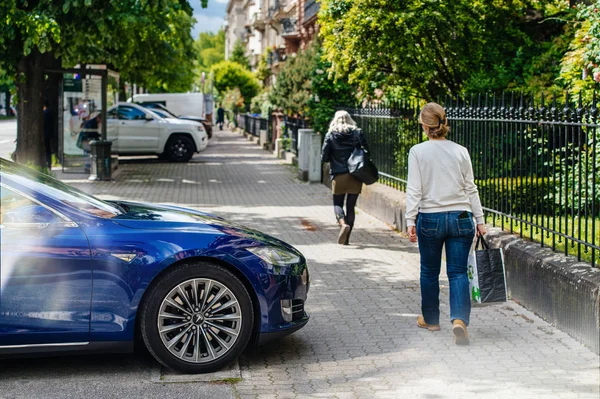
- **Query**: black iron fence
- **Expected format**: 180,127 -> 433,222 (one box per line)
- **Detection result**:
282,115 -> 307,154
239,113 -> 270,139
340,92 -> 600,267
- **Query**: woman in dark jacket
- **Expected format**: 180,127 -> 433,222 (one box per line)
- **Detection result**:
321,110 -> 370,245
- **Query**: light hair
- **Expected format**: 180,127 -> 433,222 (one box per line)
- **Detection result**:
419,102 -> 449,139
328,110 -> 357,134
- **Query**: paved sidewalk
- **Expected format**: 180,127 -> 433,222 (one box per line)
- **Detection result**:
50,130 -> 600,398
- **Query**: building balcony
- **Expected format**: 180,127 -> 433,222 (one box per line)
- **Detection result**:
303,0 -> 320,24
281,17 -> 298,37
251,11 -> 266,30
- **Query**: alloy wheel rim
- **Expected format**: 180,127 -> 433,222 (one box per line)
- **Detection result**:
173,140 -> 188,157
157,278 -> 242,363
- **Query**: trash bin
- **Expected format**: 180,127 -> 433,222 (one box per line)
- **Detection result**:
89,140 -> 112,181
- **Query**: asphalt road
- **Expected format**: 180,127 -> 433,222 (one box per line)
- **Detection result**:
0,119 -> 16,160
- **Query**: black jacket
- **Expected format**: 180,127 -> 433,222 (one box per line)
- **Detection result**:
321,129 -> 370,178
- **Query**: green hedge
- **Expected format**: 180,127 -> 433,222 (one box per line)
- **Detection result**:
476,177 -> 555,216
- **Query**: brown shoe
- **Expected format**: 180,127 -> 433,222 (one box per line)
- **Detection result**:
338,224 -> 351,245
452,319 -> 470,345
417,315 -> 440,331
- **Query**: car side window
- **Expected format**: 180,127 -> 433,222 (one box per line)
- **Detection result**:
118,106 -> 146,121
107,108 -> 118,120
0,186 -> 61,226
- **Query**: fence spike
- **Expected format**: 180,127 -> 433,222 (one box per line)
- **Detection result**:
541,92 -> 545,108
519,91 -> 524,108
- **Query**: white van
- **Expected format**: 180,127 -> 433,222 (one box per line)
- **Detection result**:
129,93 -> 204,117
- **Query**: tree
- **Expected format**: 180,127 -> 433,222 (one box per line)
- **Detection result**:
318,0 -> 571,99
269,45 -> 318,115
194,30 -> 225,85
558,1 -> 600,100
0,0 -> 208,167
230,40 -> 250,70
211,61 -> 260,107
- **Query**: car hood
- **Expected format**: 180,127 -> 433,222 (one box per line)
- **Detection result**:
164,118 -> 201,126
179,115 -> 206,121
110,201 -> 290,248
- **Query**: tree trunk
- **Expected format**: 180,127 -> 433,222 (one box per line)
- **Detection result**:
15,50 -> 46,167
45,60 -> 62,158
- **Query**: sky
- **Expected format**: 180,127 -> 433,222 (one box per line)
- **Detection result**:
191,0 -> 227,38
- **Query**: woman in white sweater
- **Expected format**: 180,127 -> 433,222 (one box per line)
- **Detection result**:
406,102 -> 485,345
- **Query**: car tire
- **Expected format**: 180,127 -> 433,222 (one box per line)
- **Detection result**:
139,261 -> 254,374
165,134 -> 194,162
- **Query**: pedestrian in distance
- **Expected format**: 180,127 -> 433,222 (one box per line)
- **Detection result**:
321,110 -> 370,245
406,102 -> 486,345
216,104 -> 225,131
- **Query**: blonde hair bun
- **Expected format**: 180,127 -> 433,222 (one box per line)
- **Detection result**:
419,102 -> 449,139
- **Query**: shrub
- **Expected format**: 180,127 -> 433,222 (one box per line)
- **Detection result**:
476,177 -> 556,216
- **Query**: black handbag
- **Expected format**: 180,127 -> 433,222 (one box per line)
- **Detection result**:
347,130 -> 378,185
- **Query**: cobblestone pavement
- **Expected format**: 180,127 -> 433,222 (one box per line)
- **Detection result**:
37,130 -> 600,398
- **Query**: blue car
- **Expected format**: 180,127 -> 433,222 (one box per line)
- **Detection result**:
0,158 -> 309,373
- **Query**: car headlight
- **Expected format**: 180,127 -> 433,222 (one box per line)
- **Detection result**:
196,125 -> 205,132
246,246 -> 300,266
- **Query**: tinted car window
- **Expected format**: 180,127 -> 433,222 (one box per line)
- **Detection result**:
107,108 -> 118,120
0,159 -> 123,219
118,106 -> 146,120
0,185 -> 61,224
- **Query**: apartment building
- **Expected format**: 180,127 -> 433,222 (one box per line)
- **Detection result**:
224,0 -> 246,60
225,0 -> 320,82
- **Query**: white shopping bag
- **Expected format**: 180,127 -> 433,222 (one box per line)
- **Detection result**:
467,249 -> 482,303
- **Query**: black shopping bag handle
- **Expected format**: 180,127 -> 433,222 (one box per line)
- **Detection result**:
475,235 -> 490,250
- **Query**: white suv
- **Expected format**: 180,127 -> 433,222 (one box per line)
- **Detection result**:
106,103 -> 207,162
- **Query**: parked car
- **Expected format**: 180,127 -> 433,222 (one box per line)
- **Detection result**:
130,93 -> 204,117
0,158 -> 310,373
105,103 -> 207,162
138,102 -> 213,139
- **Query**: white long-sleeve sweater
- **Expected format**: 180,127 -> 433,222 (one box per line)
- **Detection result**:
405,139 -> 484,227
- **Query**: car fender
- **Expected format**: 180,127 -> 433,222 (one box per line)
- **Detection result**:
164,127 -> 203,153
88,228 -> 270,342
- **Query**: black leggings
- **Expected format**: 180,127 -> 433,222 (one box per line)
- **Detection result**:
333,194 -> 359,227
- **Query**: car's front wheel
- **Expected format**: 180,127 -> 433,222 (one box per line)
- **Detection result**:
165,134 -> 195,162
140,261 -> 254,373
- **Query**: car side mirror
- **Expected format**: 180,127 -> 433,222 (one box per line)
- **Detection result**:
145,115 -> 154,121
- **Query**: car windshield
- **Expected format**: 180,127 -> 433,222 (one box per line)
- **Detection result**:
0,159 -> 124,219
143,103 -> 178,118
152,109 -> 171,119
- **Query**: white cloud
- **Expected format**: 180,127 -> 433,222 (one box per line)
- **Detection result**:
215,0 -> 228,3
192,13 -> 225,37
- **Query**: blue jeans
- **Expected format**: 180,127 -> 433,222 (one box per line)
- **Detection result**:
417,211 -> 475,326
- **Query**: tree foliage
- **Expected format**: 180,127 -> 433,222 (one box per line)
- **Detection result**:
557,1 -> 600,100
211,61 -> 260,107
230,40 -> 250,70
269,41 -> 355,134
0,0 -> 208,166
194,30 -> 225,74
270,45 -> 318,115
318,0 -> 571,99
